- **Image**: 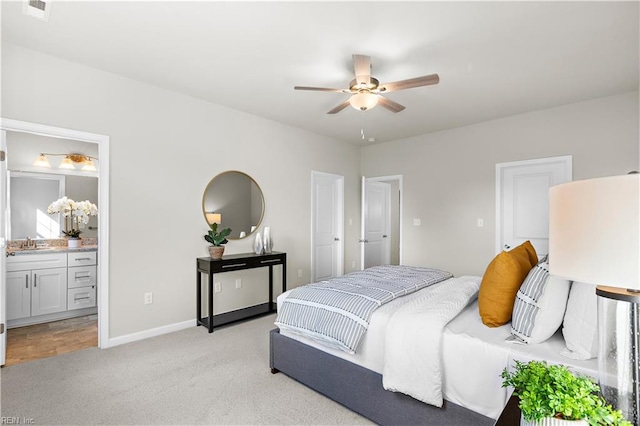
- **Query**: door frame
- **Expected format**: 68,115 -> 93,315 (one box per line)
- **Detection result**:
0,118 -> 110,351
495,155 -> 572,255
361,175 -> 403,268
310,171 -> 344,282
0,130 -> 7,364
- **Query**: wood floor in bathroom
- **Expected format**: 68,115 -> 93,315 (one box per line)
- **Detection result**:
4,315 -> 98,367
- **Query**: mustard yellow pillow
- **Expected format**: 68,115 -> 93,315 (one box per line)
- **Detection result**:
514,240 -> 538,268
479,242 -> 536,327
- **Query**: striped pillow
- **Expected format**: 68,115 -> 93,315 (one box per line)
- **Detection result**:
508,259 -> 571,344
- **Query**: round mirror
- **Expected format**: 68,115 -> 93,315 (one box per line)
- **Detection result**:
202,171 -> 265,240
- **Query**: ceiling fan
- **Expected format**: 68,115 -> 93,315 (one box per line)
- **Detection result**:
294,54 -> 439,114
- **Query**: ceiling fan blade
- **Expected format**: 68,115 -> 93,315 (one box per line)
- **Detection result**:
294,86 -> 347,93
352,54 -> 371,86
378,96 -> 406,113
327,100 -> 351,114
378,74 -> 440,92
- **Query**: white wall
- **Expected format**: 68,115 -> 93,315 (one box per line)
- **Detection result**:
4,41 -> 638,341
2,43 -> 362,338
361,92 -> 639,277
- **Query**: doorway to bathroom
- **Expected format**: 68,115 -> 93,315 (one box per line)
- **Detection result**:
0,119 -> 110,366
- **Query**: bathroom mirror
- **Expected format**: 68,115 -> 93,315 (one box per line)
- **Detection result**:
8,171 -> 99,240
202,171 -> 264,240
9,172 -> 65,240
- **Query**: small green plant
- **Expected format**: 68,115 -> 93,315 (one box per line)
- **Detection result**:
63,228 -> 83,238
204,223 -> 231,246
501,360 -> 630,425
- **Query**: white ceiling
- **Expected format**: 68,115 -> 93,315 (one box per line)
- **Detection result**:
2,1 -> 638,145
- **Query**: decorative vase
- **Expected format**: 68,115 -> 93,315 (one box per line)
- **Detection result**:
263,227 -> 272,254
521,415 -> 588,426
254,232 -> 263,255
208,246 -> 225,260
67,238 -> 81,249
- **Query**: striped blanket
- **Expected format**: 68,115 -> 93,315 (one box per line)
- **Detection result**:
274,265 -> 453,354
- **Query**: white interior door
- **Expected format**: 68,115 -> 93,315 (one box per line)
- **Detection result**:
363,181 -> 391,269
496,155 -> 572,256
0,130 -> 7,365
311,171 -> 344,282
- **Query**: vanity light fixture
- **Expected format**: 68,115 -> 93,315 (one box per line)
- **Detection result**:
81,158 -> 97,172
33,153 -> 98,171
58,156 -> 75,169
33,154 -> 52,168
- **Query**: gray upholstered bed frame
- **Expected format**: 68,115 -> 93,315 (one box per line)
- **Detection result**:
269,328 -> 494,426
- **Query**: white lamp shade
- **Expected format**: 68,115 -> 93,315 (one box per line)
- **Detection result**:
206,213 -> 221,225
33,154 -> 51,168
59,156 -> 75,169
81,158 -> 97,172
349,93 -> 379,111
548,174 -> 639,290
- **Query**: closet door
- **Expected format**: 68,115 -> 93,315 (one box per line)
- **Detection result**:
311,171 -> 344,282
496,155 -> 572,256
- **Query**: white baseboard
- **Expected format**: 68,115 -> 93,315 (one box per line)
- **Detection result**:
105,319 -> 196,348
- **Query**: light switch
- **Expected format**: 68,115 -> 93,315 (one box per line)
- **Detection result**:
477,218 -> 484,228
413,218 -> 421,226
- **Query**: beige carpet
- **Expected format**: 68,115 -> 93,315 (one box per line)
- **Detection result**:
0,314 -> 371,425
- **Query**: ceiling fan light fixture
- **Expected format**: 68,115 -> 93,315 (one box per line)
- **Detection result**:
349,93 -> 379,111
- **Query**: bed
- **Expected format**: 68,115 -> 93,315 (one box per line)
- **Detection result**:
269,264 -> 599,425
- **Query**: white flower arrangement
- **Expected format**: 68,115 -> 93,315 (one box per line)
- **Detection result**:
47,196 -> 98,239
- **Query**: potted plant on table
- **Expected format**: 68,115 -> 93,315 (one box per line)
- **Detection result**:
501,360 -> 630,426
48,197 -> 98,248
204,223 -> 231,260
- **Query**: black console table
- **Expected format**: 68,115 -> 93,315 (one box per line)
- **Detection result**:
196,251 -> 287,333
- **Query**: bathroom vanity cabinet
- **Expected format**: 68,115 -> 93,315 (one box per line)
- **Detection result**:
7,249 -> 98,327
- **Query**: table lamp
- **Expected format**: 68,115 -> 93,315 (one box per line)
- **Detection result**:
549,173 -> 640,424
205,213 -> 222,226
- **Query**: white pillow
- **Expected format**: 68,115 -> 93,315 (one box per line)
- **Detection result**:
561,282 -> 598,360
508,260 -> 571,344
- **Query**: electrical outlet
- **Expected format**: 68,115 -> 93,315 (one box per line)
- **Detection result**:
235,278 -> 242,289
214,282 -> 221,293
144,292 -> 153,305
297,269 -> 303,278
413,218 -> 421,226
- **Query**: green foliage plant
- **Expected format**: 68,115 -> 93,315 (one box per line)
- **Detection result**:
204,223 -> 231,246
501,360 -> 631,426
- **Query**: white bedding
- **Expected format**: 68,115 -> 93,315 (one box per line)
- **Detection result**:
277,278 -> 453,373
276,276 -> 598,420
382,275 -> 480,407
